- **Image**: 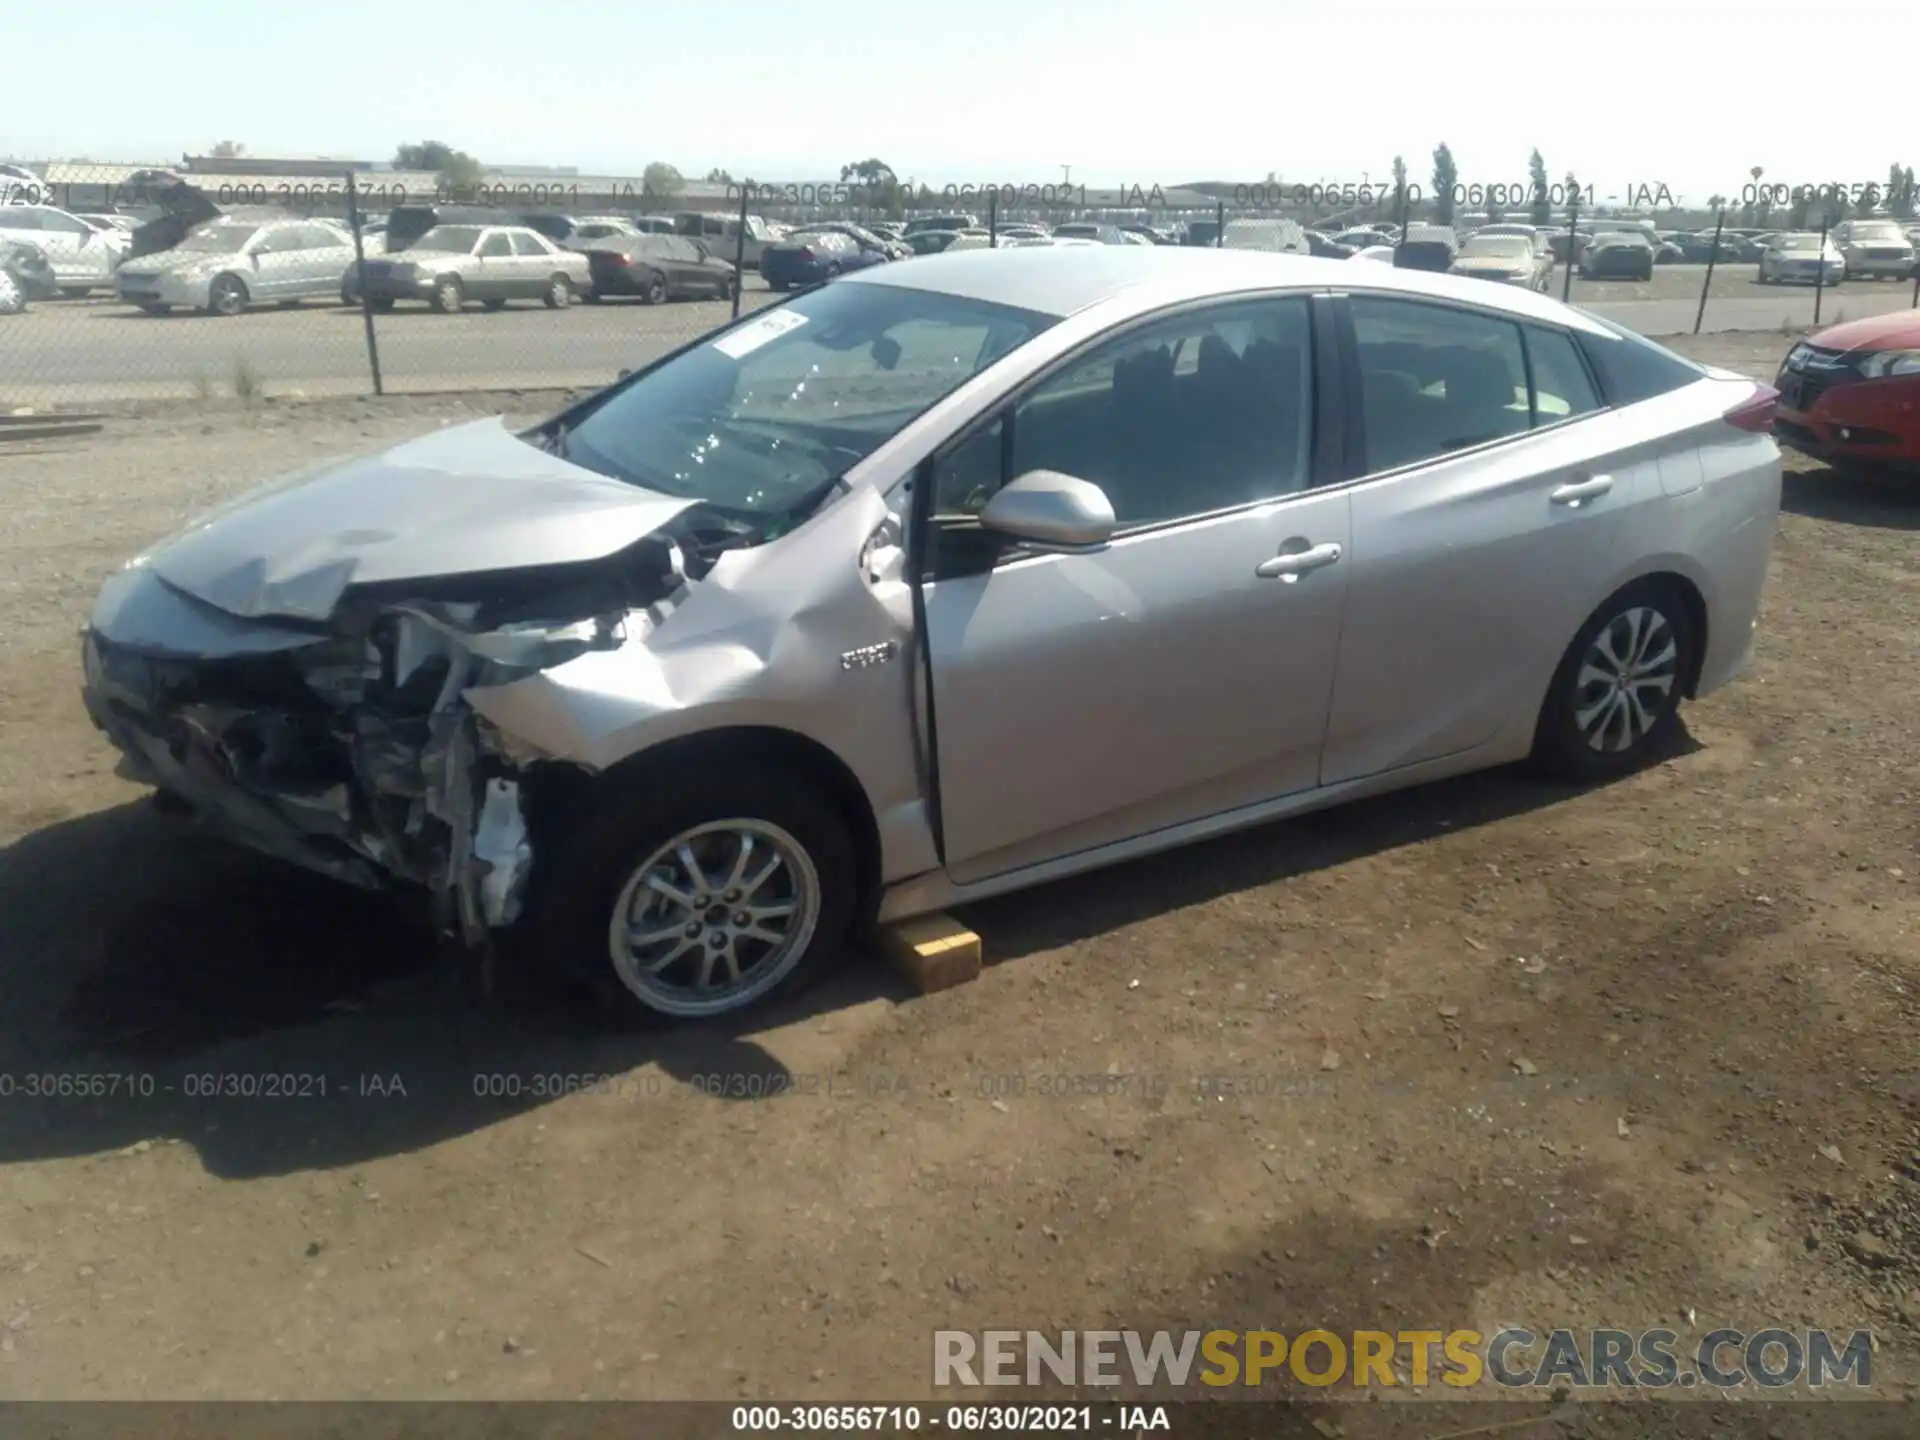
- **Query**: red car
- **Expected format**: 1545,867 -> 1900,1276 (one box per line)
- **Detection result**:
1772,311 -> 1920,474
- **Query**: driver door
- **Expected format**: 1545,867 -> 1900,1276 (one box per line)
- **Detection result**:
919,294 -> 1351,885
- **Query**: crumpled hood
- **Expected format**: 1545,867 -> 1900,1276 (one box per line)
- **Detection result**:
142,418 -> 697,621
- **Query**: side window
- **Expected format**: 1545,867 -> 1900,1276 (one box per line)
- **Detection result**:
932,415 -> 1006,516
509,232 -> 546,256
1522,326 -> 1603,423
479,233 -> 512,258
1575,319 -> 1705,406
969,296 -> 1315,527
1349,296 -> 1529,473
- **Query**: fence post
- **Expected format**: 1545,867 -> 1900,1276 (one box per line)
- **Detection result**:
1561,195 -> 1579,303
731,182 -> 750,320
345,172 -> 384,397
989,189 -> 997,248
1813,214 -> 1828,328
1693,207 -> 1725,336
1214,198 -> 1224,248
1394,181 -> 1410,258
1911,259 -> 1918,309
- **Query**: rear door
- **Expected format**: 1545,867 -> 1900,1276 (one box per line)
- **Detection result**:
510,230 -> 555,294
1318,291 -> 1649,785
249,223 -> 309,300
292,223 -> 352,296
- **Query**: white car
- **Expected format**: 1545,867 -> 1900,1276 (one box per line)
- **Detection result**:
0,204 -> 128,294
1220,217 -> 1309,255
1351,245 -> 1396,263
1756,233 -> 1846,287
1830,218 -> 1916,281
0,163 -> 47,206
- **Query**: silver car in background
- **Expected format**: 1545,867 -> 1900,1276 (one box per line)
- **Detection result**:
79,248 -> 1781,1023
1756,232 -> 1846,287
1830,218 -> 1916,281
354,224 -> 590,312
115,218 -> 359,316
1450,233 -> 1552,291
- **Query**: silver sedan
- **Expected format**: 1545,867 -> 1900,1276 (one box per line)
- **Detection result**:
80,248 -> 1782,1022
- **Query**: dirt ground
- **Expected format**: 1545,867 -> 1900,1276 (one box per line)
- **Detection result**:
0,333 -> 1915,1420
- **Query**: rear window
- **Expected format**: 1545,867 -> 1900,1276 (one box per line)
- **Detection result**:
1574,316 -> 1705,406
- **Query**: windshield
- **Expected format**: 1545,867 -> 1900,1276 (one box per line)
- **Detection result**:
413,226 -> 483,253
1461,237 -> 1532,259
178,225 -> 260,253
1850,222 -> 1904,241
1777,234 -> 1820,252
551,282 -> 1056,524
1053,224 -> 1098,238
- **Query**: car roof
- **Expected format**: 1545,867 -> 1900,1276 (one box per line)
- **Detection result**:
842,246 -> 1618,330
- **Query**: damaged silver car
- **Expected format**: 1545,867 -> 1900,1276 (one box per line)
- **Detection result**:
82,247 -> 1780,1021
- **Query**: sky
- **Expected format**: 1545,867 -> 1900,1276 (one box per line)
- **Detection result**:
6,0 -> 1913,206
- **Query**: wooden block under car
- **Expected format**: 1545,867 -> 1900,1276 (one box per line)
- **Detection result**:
878,913 -> 982,994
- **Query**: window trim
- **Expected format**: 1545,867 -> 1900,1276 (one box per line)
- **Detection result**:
916,287 -> 1338,580
1331,289 -> 1613,482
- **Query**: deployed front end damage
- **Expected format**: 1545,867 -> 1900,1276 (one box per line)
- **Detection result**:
82,529 -> 703,945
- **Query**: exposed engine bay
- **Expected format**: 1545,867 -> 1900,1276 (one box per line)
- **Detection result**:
82,507 -> 770,946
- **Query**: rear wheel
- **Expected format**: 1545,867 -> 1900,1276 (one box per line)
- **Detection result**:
509,762 -> 857,1025
1531,578 -> 1695,782
544,273 -> 571,308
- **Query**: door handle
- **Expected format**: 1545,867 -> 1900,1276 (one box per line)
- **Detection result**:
1255,542 -> 1342,580
1550,474 -> 1613,506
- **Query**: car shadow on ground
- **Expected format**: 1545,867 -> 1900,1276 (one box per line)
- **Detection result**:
1781,466 -> 1920,530
0,799 -> 918,1178
0,733 -> 1695,1180
960,735 -> 1697,968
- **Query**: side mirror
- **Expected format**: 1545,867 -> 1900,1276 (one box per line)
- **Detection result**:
979,470 -> 1116,549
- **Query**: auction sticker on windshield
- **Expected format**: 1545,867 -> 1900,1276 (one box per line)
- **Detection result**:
712,310 -> 809,359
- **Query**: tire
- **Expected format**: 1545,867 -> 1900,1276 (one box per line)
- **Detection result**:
510,761 -> 858,1024
482,297 -> 507,311
135,301 -> 172,316
0,272 -> 22,315
431,275 -> 464,313
642,272 -> 667,305
1530,578 -> 1696,783
206,273 -> 249,317
543,273 -> 571,309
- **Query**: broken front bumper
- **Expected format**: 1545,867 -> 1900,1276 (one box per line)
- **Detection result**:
80,562 -> 548,945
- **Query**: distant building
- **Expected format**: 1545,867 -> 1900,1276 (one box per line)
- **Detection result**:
183,155 -> 379,177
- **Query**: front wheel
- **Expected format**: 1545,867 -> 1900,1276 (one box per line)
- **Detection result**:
431,275 -> 464,313
642,272 -> 667,305
511,763 -> 857,1024
1530,579 -> 1695,782
206,274 -> 248,317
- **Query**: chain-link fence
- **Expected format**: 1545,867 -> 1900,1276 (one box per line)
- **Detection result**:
2,163 -> 1916,407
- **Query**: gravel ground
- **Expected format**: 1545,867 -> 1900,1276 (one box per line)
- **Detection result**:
0,332 -> 1914,1417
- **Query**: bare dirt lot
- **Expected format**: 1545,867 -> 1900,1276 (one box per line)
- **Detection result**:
0,335 -> 1916,1422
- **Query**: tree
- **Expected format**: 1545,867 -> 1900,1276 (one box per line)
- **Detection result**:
1891,164 -> 1916,219
1707,194 -> 1728,216
210,140 -> 245,159
705,168 -> 734,185
840,158 -> 904,215
1486,191 -> 1506,224
1527,149 -> 1551,225
1854,183 -> 1880,218
395,141 -> 458,171
1389,154 -> 1409,216
439,150 -> 484,188
1563,171 -> 1581,221
1787,189 -> 1815,229
642,162 -> 685,196
1430,143 -> 1458,224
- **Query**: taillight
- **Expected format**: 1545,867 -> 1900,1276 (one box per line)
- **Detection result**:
797,248 -> 815,261
1724,384 -> 1779,432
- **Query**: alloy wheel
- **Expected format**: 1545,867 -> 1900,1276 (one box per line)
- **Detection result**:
1572,606 -> 1680,753
607,819 -> 822,1018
